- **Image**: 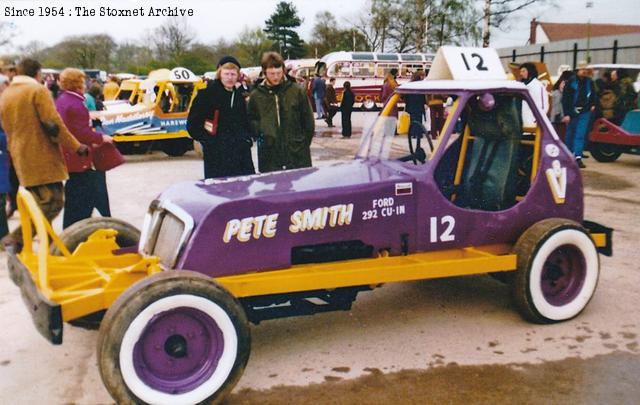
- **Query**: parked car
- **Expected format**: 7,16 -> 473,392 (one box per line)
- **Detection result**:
8,47 -> 612,405
93,67 -> 206,156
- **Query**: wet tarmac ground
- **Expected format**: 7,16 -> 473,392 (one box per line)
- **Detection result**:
1,112 -> 639,404
227,352 -> 640,405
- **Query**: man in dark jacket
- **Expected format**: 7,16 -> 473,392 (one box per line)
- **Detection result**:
248,52 -> 315,173
562,62 -> 598,168
187,56 -> 255,179
324,78 -> 338,127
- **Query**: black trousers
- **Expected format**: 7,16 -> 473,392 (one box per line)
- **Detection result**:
63,170 -> 111,229
341,109 -> 353,137
0,194 -> 8,238
8,165 -> 19,211
325,104 -> 339,126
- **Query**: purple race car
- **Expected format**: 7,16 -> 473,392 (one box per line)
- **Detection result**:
7,62 -> 613,404
91,79 -> 612,404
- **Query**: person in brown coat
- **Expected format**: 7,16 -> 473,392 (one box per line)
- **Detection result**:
0,58 -> 87,249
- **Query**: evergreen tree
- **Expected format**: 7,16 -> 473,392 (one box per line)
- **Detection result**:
264,1 -> 306,59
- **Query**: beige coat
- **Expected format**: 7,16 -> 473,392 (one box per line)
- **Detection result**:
0,76 -> 81,187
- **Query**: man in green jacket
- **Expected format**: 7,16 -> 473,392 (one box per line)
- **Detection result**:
248,52 -> 314,173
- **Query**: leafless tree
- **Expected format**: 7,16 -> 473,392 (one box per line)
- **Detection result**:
55,34 -> 116,69
152,17 -> 195,62
236,27 -> 274,67
348,0 -> 395,52
0,21 -> 15,49
479,0 -> 554,47
18,41 -> 48,60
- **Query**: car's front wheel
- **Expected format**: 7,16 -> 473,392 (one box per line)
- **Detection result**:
97,271 -> 251,405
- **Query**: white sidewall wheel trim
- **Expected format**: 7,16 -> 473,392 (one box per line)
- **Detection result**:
528,230 -> 599,321
119,295 -> 237,405
514,219 -> 600,324
97,271 -> 251,405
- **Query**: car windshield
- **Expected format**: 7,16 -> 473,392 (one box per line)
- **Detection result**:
357,91 -> 462,164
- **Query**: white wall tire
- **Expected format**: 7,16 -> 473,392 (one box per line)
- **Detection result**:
513,219 -> 600,324
98,271 -> 250,405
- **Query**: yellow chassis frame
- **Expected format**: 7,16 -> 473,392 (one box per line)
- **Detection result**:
111,130 -> 190,143
14,188 -> 608,324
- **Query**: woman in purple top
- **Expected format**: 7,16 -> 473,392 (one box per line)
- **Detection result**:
55,68 -> 114,228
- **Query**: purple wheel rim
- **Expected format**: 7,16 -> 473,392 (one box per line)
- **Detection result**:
540,244 -> 586,306
132,306 -> 224,394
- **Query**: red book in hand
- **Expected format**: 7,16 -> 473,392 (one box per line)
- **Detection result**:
204,110 -> 219,136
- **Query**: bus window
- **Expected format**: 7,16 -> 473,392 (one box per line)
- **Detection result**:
376,63 -> 400,78
329,62 -> 351,78
352,53 -> 374,61
401,54 -> 423,62
352,62 -> 375,77
400,64 -> 425,77
378,54 -> 399,61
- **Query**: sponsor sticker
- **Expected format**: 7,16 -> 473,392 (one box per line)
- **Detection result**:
395,182 -> 413,196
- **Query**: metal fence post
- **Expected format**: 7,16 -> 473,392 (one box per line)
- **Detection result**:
512,49 -> 516,62
572,43 -> 578,69
540,46 -> 545,62
612,40 -> 618,63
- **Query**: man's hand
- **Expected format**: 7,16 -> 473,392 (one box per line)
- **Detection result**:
102,135 -> 114,144
561,115 -> 571,124
76,144 -> 89,157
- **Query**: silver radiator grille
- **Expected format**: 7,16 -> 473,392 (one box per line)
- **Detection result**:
140,200 -> 194,269
153,212 -> 185,268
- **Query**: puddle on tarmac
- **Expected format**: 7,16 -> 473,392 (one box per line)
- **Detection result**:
582,171 -> 633,191
226,352 -> 640,404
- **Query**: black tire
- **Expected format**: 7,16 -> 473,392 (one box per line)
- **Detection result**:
513,218 -> 599,324
116,141 -> 152,155
590,143 -> 622,162
161,138 -> 193,157
53,217 -> 141,329
489,271 -> 514,284
97,271 -> 250,405
51,217 -> 140,256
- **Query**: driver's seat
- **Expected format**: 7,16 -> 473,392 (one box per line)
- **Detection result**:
456,95 -> 522,211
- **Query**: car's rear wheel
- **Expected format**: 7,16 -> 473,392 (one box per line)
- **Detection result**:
51,217 -> 140,256
161,138 -> 193,157
97,271 -> 250,405
590,143 -> 622,162
51,217 -> 141,329
116,141 -> 152,155
512,218 -> 599,324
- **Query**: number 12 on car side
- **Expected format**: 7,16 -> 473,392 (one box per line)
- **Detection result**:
430,215 -> 456,243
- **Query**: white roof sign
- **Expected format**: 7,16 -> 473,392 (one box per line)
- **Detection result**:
427,46 -> 506,81
170,67 -> 198,82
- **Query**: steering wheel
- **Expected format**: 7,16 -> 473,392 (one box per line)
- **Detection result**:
400,120 -> 434,165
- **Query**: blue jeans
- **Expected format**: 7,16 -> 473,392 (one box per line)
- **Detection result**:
565,111 -> 592,158
314,96 -> 325,118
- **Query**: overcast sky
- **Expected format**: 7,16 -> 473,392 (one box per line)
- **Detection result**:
1,0 -> 638,53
